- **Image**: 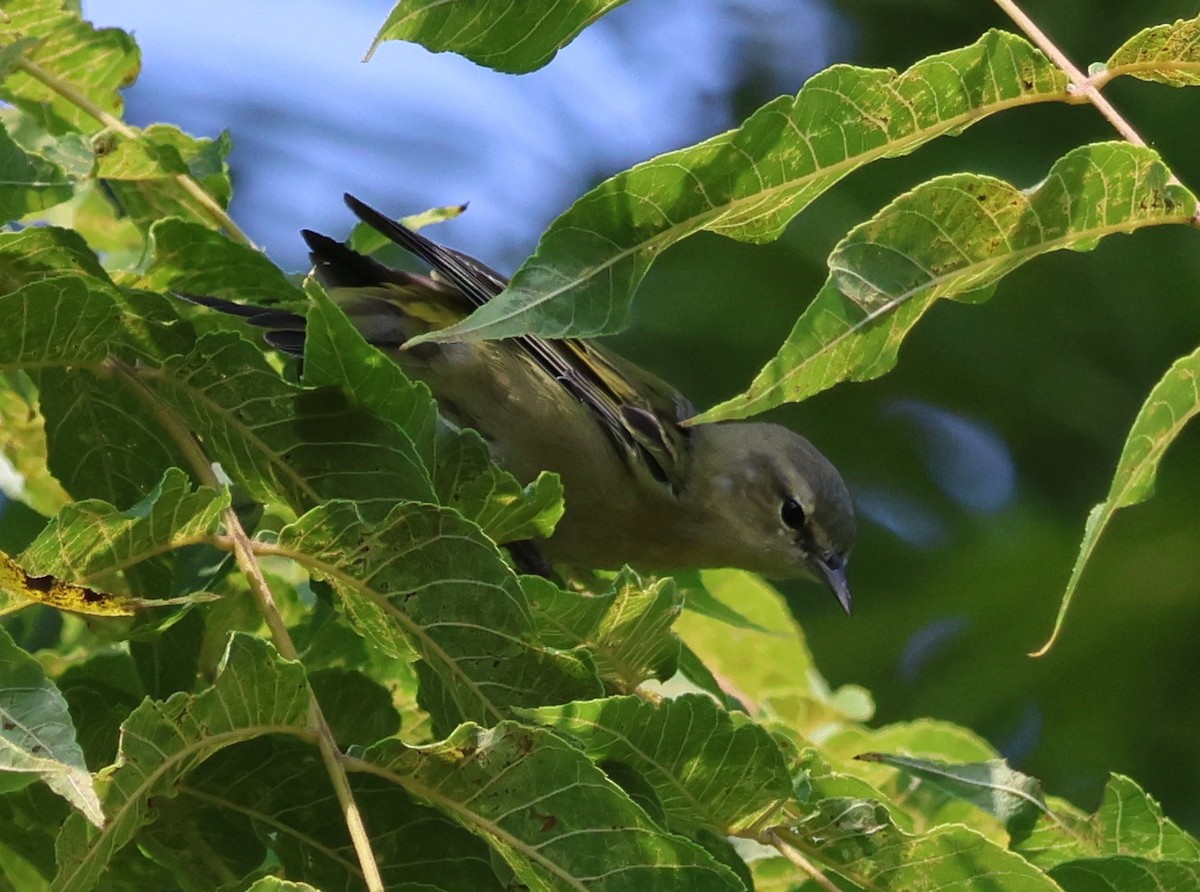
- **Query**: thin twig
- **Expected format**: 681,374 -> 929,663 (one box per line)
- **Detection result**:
13,55 -> 256,247
992,0 -> 1146,146
108,359 -> 385,892
761,830 -> 841,892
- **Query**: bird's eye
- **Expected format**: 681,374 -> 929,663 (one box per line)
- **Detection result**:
780,497 -> 807,530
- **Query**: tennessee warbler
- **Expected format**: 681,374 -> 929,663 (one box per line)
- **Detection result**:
183,194 -> 856,612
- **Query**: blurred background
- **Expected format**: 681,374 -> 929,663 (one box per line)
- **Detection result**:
85,0 -> 1200,826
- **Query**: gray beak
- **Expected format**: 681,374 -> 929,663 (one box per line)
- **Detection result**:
817,554 -> 852,615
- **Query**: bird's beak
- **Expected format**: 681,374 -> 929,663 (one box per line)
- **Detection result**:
817,554 -> 852,615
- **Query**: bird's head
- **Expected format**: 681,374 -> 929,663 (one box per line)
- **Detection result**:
686,422 -> 856,613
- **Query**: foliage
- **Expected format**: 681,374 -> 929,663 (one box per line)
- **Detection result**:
0,1 -> 1198,890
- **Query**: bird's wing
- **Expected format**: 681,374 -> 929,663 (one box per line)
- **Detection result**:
343,193 -> 693,491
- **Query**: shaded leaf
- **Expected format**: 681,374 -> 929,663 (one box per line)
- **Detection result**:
412,31 -> 1068,344
363,721 -> 745,891
0,227 -> 112,294
53,635 -> 310,892
1051,856 -> 1200,891
1103,15 -> 1200,86
522,693 -> 792,835
1035,345 -> 1200,654
434,430 -> 564,544
0,626 -> 101,827
144,331 -> 435,520
142,736 -> 502,892
370,0 -> 628,73
699,142 -> 1197,422
275,500 -> 602,729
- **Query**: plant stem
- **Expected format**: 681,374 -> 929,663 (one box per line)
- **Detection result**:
761,830 -> 842,892
992,0 -> 1145,145
13,55 -> 256,247
108,359 -> 385,892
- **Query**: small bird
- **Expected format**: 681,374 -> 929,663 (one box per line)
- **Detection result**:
183,194 -> 856,612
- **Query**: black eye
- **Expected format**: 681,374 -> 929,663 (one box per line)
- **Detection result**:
780,497 -> 807,530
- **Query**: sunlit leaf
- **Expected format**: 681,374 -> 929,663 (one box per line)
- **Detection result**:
97,126 -> 232,230
0,120 -> 76,221
411,31 -> 1068,344
19,468 -> 227,604
1034,345 -> 1200,655
1017,774 -> 1200,870
53,635 -> 310,892
524,569 -> 680,691
855,753 -> 1052,844
698,142 -> 1196,422
0,626 -> 102,827
777,749 -> 1061,891
523,693 -> 792,834
0,0 -> 139,135
369,0 -> 627,73
1102,15 -> 1200,86
363,722 -> 745,891
139,219 -> 302,304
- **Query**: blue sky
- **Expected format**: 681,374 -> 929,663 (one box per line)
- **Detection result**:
85,0 -> 849,270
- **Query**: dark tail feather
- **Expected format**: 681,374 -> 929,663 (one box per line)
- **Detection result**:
342,193 -> 504,309
301,229 -> 399,289
172,292 -> 308,357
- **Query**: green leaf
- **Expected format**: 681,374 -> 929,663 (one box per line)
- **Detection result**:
303,285 -> 563,543
141,736 -> 503,892
0,626 -> 102,827
1035,345 -> 1200,655
523,693 -> 792,835
96,126 -> 232,230
674,570 -> 869,731
20,468 -> 227,590
301,285 -> 439,471
1103,15 -> 1200,86
0,227 -> 112,293
0,371 -> 71,516
363,721 -> 745,891
434,430 -> 564,544
370,0 -> 628,73
0,0 -> 139,135
411,30 -> 1068,344
1050,856 -> 1200,891
144,331 -> 435,520
854,753 -> 1052,845
52,635 -> 310,892
139,219 -> 303,303
1017,774 -> 1200,870
778,750 -> 1061,891
275,501 -> 602,729
524,569 -> 681,691
698,141 -> 1197,422
0,274 -> 120,370
0,120 -> 76,222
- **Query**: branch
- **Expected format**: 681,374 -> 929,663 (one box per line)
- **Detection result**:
992,0 -> 1144,145
760,829 -> 842,892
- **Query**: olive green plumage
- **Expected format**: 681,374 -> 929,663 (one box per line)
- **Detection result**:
182,194 -> 856,612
